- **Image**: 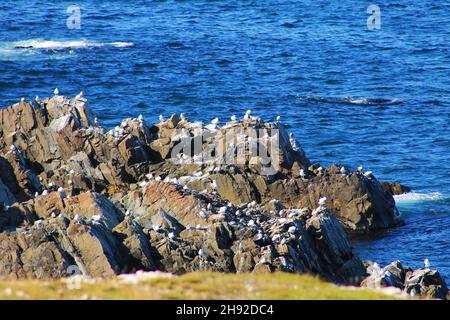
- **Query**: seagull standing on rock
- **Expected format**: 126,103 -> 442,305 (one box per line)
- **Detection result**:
300,169 -> 306,179
340,166 -> 346,175
75,91 -> 84,100
357,165 -> 363,173
35,96 -> 40,102
244,110 -> 251,121
230,115 -> 237,121
212,180 -> 218,192
318,197 -> 327,209
54,88 -> 59,96
159,115 -> 165,123
424,258 -> 430,269
276,115 -> 281,123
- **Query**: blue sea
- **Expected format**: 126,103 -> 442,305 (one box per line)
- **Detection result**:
0,1 -> 448,280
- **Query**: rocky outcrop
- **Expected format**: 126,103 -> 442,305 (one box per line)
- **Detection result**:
361,260 -> 449,300
380,182 -> 411,196
0,178 -> 366,284
1,95 -> 442,295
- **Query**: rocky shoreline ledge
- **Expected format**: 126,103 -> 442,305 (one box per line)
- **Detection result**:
0,94 -> 447,299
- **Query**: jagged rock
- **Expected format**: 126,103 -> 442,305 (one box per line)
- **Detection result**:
381,182 -> 411,196
119,180 -> 366,284
361,261 -> 449,300
0,95 -> 437,291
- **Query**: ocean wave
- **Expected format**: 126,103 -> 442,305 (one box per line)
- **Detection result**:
12,39 -> 134,50
394,192 -> 445,204
298,96 -> 402,106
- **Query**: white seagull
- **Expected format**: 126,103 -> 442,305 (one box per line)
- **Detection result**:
276,115 -> 281,123
318,197 -> 327,208
243,109 -> 251,121
340,166 -> 346,175
212,180 -> 218,191
35,96 -> 40,102
424,258 -> 430,269
159,115 -> 165,123
54,88 -> 59,96
230,115 -> 237,121
138,114 -> 144,121
300,169 -> 306,179
75,91 -> 84,100
364,171 -> 373,177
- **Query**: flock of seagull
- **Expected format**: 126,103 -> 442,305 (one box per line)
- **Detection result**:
11,90 -> 433,277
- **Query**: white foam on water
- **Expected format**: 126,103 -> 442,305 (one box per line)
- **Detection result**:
394,192 -> 445,204
0,39 -> 134,61
13,39 -> 134,49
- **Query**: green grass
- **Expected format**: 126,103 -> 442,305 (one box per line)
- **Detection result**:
0,272 -> 402,300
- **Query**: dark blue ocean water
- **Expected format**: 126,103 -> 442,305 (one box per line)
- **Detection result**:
0,1 -> 448,281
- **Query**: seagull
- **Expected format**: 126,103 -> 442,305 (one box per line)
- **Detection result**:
424,258 -> 430,269
54,88 -> 59,96
198,248 -> 206,258
212,180 -> 218,191
57,187 -> 66,198
138,114 -> 144,121
243,110 -> 252,121
159,115 -> 164,123
357,165 -> 363,173
94,117 -> 100,126
317,166 -> 323,174
318,197 -> 327,208
75,91 -> 84,100
168,232 -> 175,239
211,117 -> 219,125
300,169 -> 306,179
364,171 -> 373,177
35,96 -> 40,102
340,166 -> 346,175
230,115 -> 237,121
20,97 -> 25,103
276,115 -> 281,123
